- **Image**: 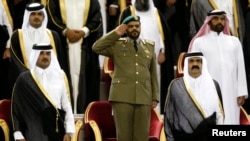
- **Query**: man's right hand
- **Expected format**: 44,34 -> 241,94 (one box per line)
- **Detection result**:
3,48 -> 11,60
115,24 -> 127,36
65,29 -> 83,43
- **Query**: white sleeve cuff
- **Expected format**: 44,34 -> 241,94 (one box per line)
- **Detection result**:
81,27 -> 90,38
6,40 -> 10,48
160,48 -> 165,53
65,121 -> 76,134
13,131 -> 25,140
62,28 -> 67,36
159,34 -> 165,53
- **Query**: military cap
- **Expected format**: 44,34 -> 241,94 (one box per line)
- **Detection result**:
121,15 -> 140,24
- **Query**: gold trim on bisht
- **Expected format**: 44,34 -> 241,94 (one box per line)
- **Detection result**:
118,0 -> 127,13
2,0 -> 13,29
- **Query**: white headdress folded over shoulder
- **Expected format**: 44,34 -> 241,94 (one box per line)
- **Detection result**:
29,43 -> 61,71
183,52 -> 220,117
188,9 -> 230,52
22,2 -> 48,30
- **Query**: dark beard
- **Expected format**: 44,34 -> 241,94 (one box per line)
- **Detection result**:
214,24 -> 224,32
134,0 -> 150,11
209,22 -> 224,33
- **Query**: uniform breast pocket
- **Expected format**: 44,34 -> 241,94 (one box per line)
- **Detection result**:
143,53 -> 152,59
118,47 -> 132,56
142,53 -> 153,64
117,49 -> 132,61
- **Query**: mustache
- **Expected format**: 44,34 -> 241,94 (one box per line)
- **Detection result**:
191,66 -> 200,70
131,30 -> 139,35
33,18 -> 41,22
216,23 -> 224,27
42,58 -> 49,62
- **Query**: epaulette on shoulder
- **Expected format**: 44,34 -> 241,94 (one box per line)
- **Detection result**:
118,38 -> 128,43
142,39 -> 155,46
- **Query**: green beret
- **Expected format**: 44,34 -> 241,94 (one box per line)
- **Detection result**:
121,15 -> 140,24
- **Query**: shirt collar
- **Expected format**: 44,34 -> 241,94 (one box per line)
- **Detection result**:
28,25 -> 43,33
128,38 -> 140,44
34,66 -> 49,75
209,30 -> 224,36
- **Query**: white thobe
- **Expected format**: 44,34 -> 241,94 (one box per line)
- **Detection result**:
65,0 -> 87,113
188,77 -> 224,124
34,67 -> 75,133
98,0 -> 106,68
191,31 -> 248,124
0,0 -> 12,48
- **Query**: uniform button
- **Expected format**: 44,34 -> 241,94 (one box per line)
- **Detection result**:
135,54 -> 138,57
136,81 -> 138,84
123,54 -> 126,56
117,80 -> 120,83
136,72 -> 139,74
135,63 -> 138,66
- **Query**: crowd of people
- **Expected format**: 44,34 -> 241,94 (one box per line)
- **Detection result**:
0,0 -> 250,140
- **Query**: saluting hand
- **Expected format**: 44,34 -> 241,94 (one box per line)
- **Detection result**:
115,24 -> 127,36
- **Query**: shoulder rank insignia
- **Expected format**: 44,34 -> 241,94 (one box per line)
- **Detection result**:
142,39 -> 155,46
144,49 -> 151,54
118,38 -> 128,44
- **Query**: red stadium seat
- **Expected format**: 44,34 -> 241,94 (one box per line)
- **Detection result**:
83,101 -> 166,141
0,99 -> 11,141
240,106 -> 250,125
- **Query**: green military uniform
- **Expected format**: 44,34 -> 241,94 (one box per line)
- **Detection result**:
92,30 -> 159,141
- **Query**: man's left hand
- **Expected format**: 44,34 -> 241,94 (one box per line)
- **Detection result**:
3,48 -> 11,60
237,96 -> 245,106
152,101 -> 158,108
63,134 -> 71,141
157,51 -> 165,64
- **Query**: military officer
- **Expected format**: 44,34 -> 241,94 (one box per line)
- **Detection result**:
92,15 -> 159,141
